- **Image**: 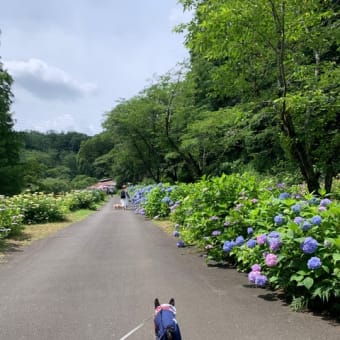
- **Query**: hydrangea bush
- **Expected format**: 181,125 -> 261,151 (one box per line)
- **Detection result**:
0,190 -> 106,234
135,175 -> 340,312
0,201 -> 24,238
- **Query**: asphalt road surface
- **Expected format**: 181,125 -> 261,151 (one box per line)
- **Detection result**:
0,199 -> 339,340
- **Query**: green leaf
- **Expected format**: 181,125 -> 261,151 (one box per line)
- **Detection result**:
303,277 -> 314,290
332,253 -> 340,262
322,265 -> 330,274
290,274 -> 304,282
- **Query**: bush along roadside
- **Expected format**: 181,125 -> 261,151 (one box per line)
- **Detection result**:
130,175 -> 340,315
0,190 -> 106,237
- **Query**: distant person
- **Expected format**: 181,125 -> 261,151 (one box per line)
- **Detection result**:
120,186 -> 130,210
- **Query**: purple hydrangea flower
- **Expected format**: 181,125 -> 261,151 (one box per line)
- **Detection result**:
301,221 -> 312,231
247,239 -> 257,248
320,198 -> 331,207
255,275 -> 268,287
311,215 -> 322,225
212,230 -> 221,236
307,257 -> 322,270
256,234 -> 267,245
223,240 -> 236,253
294,216 -> 304,225
265,253 -> 278,267
301,237 -> 318,254
235,236 -> 245,246
248,270 -> 261,283
274,214 -> 285,225
279,192 -> 290,200
224,221 -> 231,227
173,230 -> 180,237
247,227 -> 254,234
291,204 -> 302,214
318,206 -> 327,212
251,198 -> 259,204
277,183 -> 285,189
176,240 -> 185,248
269,238 -> 281,252
251,264 -> 261,272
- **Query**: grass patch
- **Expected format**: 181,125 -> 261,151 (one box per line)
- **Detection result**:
0,208 -> 96,262
153,219 -> 174,235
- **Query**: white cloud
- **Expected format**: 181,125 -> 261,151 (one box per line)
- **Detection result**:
33,113 -> 77,132
4,58 -> 97,101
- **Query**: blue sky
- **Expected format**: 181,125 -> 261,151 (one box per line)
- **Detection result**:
1,0 -> 190,135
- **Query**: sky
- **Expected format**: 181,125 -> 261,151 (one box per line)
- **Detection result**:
0,0 -> 191,135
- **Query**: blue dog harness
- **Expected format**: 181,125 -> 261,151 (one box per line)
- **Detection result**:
154,304 -> 182,340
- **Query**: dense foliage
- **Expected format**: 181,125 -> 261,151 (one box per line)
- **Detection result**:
18,130 -> 98,193
93,0 -> 339,193
130,177 -> 340,314
0,190 -> 105,239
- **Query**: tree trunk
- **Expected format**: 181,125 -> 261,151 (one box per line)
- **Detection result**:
270,0 -> 320,193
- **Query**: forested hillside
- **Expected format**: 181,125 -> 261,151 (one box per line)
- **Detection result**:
17,130 -> 100,193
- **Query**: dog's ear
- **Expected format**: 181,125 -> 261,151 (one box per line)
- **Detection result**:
154,298 -> 160,308
169,298 -> 175,306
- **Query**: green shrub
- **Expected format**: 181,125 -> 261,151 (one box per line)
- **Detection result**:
63,190 -> 105,211
8,192 -> 67,224
0,201 -> 24,238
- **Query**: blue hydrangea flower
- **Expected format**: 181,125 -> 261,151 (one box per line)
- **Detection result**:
223,240 -> 236,253
279,192 -> 290,200
291,204 -> 301,214
274,214 -> 285,225
235,236 -> 245,246
161,196 -> 172,205
268,231 -> 281,239
311,215 -> 322,225
212,230 -> 221,236
255,275 -> 268,287
247,239 -> 257,248
301,221 -> 312,231
247,227 -> 254,234
173,230 -> 180,238
320,198 -> 331,207
307,257 -> 322,270
308,197 -> 320,205
294,216 -> 304,225
301,237 -> 318,254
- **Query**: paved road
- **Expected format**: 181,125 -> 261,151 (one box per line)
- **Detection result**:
0,199 -> 339,340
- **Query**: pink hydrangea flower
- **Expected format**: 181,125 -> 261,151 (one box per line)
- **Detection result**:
256,234 -> 267,245
251,264 -> 261,272
265,253 -> 278,267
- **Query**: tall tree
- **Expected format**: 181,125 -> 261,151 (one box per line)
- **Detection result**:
177,0 -> 340,193
0,46 -> 23,195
